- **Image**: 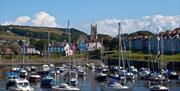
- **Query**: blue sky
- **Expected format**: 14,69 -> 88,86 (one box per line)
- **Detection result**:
0,0 -> 180,36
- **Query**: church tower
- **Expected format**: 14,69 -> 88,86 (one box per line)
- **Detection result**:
90,24 -> 97,43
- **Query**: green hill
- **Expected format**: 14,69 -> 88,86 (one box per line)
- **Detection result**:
129,30 -> 154,37
0,25 -> 88,42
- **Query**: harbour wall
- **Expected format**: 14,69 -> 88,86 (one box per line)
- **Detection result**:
107,59 -> 180,70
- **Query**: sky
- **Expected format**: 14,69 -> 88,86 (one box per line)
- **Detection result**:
0,0 -> 180,36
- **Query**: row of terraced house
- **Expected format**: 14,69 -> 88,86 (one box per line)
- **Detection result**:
126,29 -> 180,54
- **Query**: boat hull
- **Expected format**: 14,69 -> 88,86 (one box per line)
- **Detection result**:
99,85 -> 131,91
149,85 -> 169,91
8,86 -> 34,91
6,81 -> 15,90
168,75 -> 179,80
28,77 -> 40,83
51,88 -> 80,91
8,88 -> 34,91
96,76 -> 107,82
41,84 -> 53,88
51,85 -> 80,91
150,90 -> 168,91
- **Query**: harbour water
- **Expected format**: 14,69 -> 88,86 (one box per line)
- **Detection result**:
0,66 -> 180,91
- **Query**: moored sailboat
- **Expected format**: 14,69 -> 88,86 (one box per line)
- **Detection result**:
28,72 -> 41,83
99,23 -> 131,91
52,21 -> 80,91
8,79 -> 34,91
148,28 -> 169,91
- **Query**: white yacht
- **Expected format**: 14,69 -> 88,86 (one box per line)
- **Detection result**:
19,69 -> 28,78
149,85 -> 168,91
42,64 -> 50,71
99,81 -> 131,91
64,71 -> 78,86
119,69 -> 127,76
126,72 -> 135,80
52,83 -> 80,91
30,66 -> 37,72
8,79 -> 34,91
76,66 -> 86,76
11,67 -> 20,73
28,72 -> 41,83
56,66 -> 65,73
139,69 -> 150,79
168,71 -> 179,80
147,73 -> 166,81
90,63 -> 95,69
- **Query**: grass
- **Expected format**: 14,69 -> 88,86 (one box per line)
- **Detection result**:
13,26 -> 63,35
0,35 -> 25,40
163,53 -> 180,62
0,51 -> 180,64
105,51 -> 180,62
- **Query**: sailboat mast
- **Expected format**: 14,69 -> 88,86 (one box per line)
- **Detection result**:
171,38 -> 174,70
160,33 -> 164,75
118,22 -> 121,67
101,38 -> 104,63
119,22 -> 125,68
27,38 -> 29,67
68,20 -> 70,45
11,52 -> 14,68
157,28 -> 160,71
23,36 -> 25,68
48,31 -> 50,65
44,44 -> 47,65
67,20 -> 72,86
148,36 -> 151,70
128,39 -> 131,67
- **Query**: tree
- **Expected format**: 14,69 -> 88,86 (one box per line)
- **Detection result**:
109,37 -> 118,51
129,31 -> 154,37
30,38 -> 38,46
0,45 -> 6,54
18,40 -> 24,47
9,42 -> 21,54
103,39 -> 111,50
35,39 -> 48,51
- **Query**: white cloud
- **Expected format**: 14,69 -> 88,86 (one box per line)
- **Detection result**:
75,15 -> 180,36
2,11 -> 58,27
31,11 -> 58,27
2,16 -> 31,25
15,16 -> 31,25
